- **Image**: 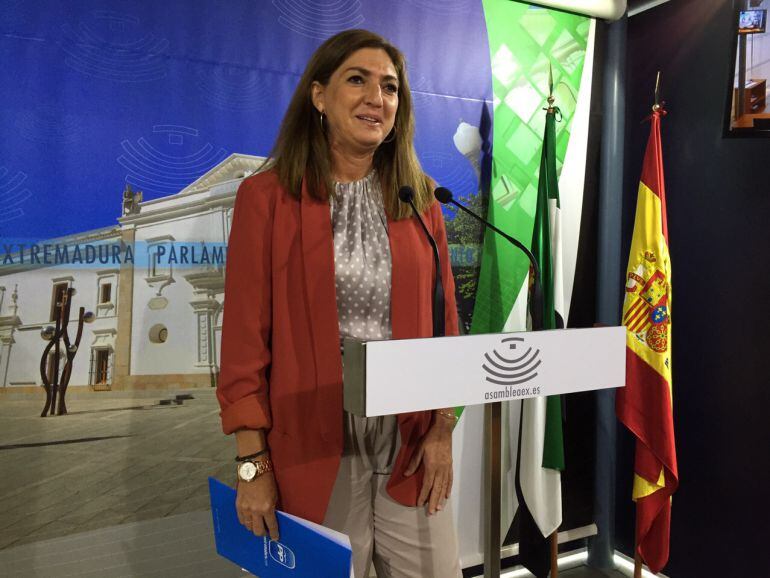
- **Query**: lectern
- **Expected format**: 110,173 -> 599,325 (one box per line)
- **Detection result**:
343,326 -> 626,578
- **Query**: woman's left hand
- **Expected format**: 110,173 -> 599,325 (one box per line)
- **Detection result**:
404,415 -> 454,515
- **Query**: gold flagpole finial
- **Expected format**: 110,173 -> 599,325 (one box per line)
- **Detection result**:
652,71 -> 662,112
547,61 -> 555,108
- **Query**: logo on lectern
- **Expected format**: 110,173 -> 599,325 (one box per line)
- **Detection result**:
482,337 -> 541,386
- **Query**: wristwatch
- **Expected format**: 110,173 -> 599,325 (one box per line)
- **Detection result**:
237,456 -> 273,482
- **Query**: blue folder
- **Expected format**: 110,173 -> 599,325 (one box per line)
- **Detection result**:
208,477 -> 352,578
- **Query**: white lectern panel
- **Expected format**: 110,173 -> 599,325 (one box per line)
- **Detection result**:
360,326 -> 624,416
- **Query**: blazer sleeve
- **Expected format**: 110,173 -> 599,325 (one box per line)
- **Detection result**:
216,176 -> 275,434
430,201 -> 460,337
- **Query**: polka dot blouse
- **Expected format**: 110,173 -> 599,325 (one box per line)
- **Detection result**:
330,169 -> 392,349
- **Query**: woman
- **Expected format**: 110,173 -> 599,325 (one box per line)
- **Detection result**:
217,29 -> 462,578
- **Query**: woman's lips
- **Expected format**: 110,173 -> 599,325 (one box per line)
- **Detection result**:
356,114 -> 382,125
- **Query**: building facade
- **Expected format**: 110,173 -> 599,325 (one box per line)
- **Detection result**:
0,153 -> 264,392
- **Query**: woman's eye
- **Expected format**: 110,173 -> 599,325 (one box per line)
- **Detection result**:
348,75 -> 364,84
384,83 -> 399,94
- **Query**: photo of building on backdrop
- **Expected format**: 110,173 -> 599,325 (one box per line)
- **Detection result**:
2,1 -> 765,578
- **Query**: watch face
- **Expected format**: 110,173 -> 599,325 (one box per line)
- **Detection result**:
239,461 -> 257,481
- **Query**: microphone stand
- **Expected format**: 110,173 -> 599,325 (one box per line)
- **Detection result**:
437,191 -> 543,331
435,187 -> 544,578
398,187 -> 445,337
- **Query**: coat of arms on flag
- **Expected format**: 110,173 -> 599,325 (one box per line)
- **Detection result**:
624,251 -> 670,353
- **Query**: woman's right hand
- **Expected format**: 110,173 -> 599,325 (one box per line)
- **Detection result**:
236,471 -> 280,541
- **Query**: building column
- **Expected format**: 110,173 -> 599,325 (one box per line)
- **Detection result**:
0,335 -> 14,388
112,226 -> 135,389
190,297 -> 220,388
0,286 -> 21,388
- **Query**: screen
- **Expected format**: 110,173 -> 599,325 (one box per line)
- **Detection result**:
738,9 -> 766,34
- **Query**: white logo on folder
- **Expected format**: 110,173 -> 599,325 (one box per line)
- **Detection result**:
269,540 -> 296,569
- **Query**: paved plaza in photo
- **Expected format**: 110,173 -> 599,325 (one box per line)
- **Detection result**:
0,388 -> 634,578
0,387 -> 246,576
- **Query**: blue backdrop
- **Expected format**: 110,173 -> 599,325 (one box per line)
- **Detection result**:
0,0 -> 492,242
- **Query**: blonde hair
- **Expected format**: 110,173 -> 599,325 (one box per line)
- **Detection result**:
266,29 -> 433,220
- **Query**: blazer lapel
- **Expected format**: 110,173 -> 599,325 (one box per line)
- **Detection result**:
388,213 -> 433,475
300,180 -> 342,441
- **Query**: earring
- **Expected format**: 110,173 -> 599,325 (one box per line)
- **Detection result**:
319,111 -> 326,132
382,125 -> 396,144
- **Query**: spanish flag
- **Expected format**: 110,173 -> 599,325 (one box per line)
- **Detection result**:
616,107 -> 678,574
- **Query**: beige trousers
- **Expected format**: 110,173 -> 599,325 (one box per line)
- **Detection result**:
322,414 -> 462,578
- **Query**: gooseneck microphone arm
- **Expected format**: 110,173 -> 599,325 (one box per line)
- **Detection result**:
398,186 -> 445,337
434,187 -> 543,331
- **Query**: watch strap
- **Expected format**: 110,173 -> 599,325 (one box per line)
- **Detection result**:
235,448 -> 269,462
237,456 -> 274,482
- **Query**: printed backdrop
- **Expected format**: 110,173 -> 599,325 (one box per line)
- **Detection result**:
0,0 -> 596,573
0,0 -> 489,242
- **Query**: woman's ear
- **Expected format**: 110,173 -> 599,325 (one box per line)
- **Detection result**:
311,81 -> 325,114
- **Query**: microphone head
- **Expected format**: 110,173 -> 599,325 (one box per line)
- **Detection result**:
434,187 -> 453,204
398,186 -> 415,203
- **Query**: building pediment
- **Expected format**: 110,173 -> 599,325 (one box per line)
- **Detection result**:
177,153 -> 266,196
118,153 -> 267,225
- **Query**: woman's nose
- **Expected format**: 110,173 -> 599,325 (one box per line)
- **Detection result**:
364,83 -> 383,107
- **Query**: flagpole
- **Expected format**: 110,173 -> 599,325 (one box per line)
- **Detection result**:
633,72 -> 663,578
634,518 -> 642,578
483,402 -> 502,578
550,532 -> 559,577
546,63 -> 560,578
634,551 -> 643,578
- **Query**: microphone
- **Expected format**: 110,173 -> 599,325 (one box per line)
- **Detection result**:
433,187 -> 544,331
397,185 -> 415,204
398,186 -> 445,337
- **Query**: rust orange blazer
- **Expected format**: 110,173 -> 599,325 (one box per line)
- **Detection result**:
216,169 -> 459,524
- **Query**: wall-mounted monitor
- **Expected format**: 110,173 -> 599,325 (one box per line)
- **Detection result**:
725,4 -> 770,137
738,9 -> 766,34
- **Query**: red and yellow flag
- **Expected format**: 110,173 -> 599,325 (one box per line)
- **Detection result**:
616,108 -> 678,574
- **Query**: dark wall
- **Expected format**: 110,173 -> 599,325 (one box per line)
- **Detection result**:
618,1 -> 770,576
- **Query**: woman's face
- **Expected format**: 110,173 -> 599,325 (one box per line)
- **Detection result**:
312,48 -> 399,156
